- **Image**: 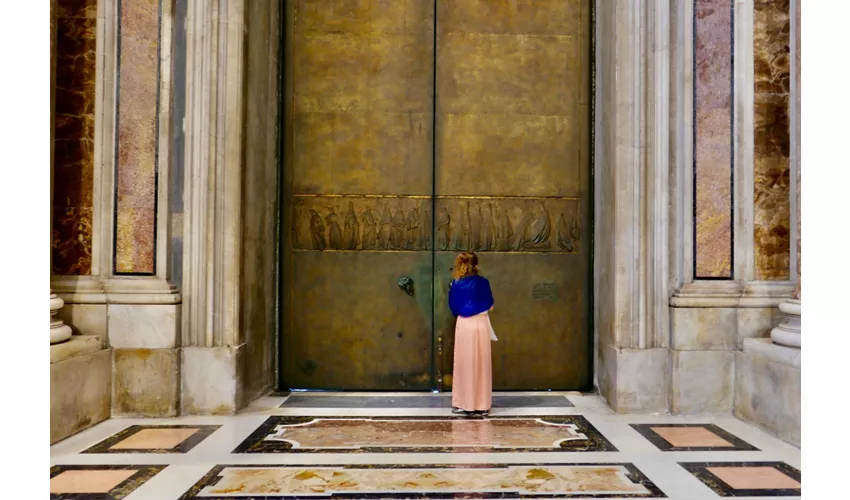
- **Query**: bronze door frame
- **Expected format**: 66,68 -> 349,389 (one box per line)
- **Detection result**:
276,0 -> 595,393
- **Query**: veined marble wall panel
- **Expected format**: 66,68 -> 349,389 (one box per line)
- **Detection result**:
694,1 -> 734,278
114,0 -> 161,274
52,0 -> 97,275
753,0 -> 791,280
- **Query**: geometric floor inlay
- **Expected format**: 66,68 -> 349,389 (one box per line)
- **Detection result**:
178,463 -> 665,499
50,464 -> 167,499
82,425 -> 221,454
630,424 -> 759,451
233,416 -> 618,453
679,461 -> 801,497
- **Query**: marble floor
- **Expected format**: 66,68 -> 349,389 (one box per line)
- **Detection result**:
50,392 -> 801,499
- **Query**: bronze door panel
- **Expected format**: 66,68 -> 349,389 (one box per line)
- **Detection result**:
284,250 -> 434,390
434,0 -> 593,390
290,2 -> 434,196
281,1 -> 436,390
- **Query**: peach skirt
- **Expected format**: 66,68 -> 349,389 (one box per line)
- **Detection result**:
451,311 -> 493,412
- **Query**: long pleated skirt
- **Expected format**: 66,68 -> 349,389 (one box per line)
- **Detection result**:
451,311 -> 493,412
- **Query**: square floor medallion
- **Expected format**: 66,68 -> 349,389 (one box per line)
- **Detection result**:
179,463 -> 666,499
233,415 -> 617,453
679,461 -> 801,497
82,425 -> 220,454
50,464 -> 166,499
630,424 -> 759,451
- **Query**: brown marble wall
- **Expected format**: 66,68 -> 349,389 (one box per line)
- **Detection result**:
694,0 -> 734,278
52,0 -> 97,275
114,0 -> 161,274
753,0 -> 791,280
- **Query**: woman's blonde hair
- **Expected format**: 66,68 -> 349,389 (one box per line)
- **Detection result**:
452,252 -> 479,280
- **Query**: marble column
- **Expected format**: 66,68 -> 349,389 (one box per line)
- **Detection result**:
50,0 -> 72,345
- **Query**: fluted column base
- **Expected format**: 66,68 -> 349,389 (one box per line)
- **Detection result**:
50,292 -> 72,344
770,299 -> 801,348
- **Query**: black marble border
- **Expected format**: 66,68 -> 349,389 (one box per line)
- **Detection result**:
81,425 -> 221,454
50,464 -> 167,500
679,461 -> 801,497
179,462 -> 665,499
233,415 -> 617,454
630,423 -> 759,451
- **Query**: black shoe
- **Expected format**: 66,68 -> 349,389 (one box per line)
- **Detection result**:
451,407 -> 467,415
472,410 -> 489,417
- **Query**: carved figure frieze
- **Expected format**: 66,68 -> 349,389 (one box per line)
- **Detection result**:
343,202 -> 360,250
291,196 -> 582,253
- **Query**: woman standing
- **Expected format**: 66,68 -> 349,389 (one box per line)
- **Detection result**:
448,251 -> 494,417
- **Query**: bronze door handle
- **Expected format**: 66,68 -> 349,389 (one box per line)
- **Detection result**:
397,276 -> 415,296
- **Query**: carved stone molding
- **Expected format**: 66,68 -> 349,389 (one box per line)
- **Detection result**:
51,276 -> 180,305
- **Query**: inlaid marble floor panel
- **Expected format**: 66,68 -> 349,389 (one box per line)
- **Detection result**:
49,394 -> 801,499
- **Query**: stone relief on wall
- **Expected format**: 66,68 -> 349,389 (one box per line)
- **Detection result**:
292,197 -> 581,253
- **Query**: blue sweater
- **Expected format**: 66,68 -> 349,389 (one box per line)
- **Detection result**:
448,275 -> 494,318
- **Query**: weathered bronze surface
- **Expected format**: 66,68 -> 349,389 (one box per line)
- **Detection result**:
281,0 -> 592,391
435,0 -> 592,390
281,1 -> 436,390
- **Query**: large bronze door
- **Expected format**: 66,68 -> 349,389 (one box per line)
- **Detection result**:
280,1 -> 437,390
280,0 -> 592,391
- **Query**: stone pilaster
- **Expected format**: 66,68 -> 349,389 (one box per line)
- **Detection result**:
594,0 -> 671,413
180,0 -> 248,414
